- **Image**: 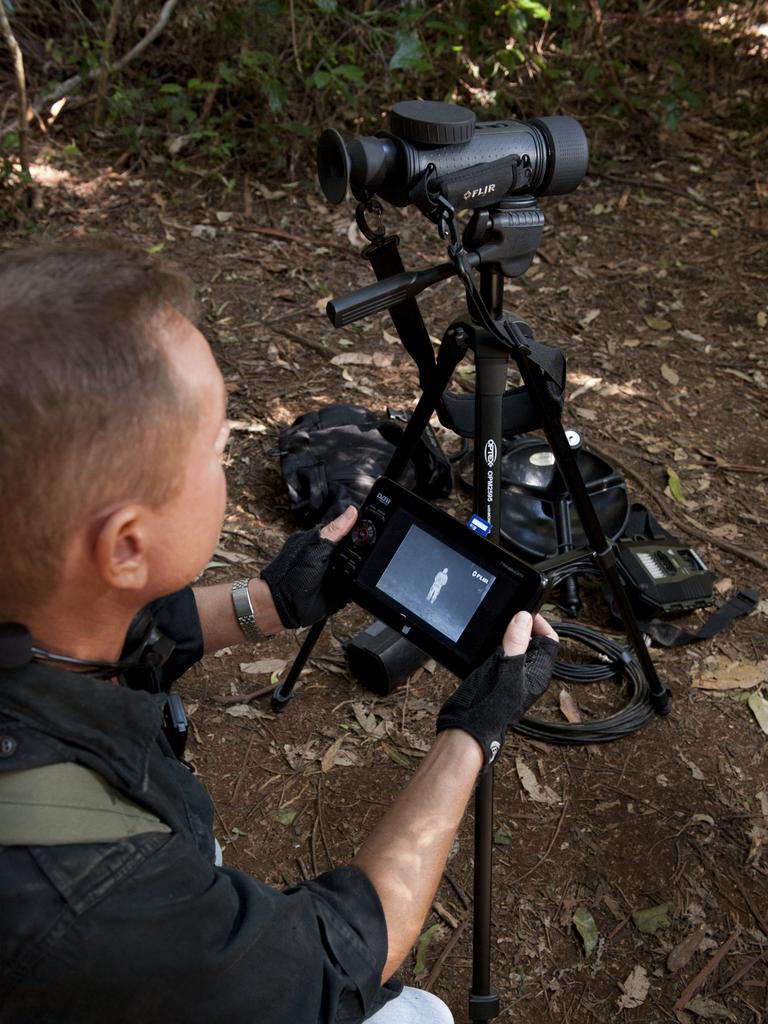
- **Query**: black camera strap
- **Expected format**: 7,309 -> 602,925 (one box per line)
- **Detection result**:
357,202 -> 436,390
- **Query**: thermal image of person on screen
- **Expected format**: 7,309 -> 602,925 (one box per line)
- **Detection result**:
427,568 -> 449,604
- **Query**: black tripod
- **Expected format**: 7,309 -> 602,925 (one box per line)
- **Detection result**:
272,194 -> 670,1022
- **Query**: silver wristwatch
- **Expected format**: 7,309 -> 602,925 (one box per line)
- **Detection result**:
231,578 -> 266,643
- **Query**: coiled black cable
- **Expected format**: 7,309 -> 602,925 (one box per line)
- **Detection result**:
511,620 -> 656,745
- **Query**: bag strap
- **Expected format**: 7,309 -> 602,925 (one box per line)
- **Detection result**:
0,762 -> 171,846
622,502 -> 675,542
634,589 -> 759,647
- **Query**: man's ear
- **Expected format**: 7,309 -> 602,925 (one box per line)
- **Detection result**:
93,505 -> 150,591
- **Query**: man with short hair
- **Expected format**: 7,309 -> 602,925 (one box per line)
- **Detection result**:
0,240 -> 558,1023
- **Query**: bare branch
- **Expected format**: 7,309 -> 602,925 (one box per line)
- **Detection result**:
0,2 -> 30,179
94,0 -> 124,128
34,0 -> 180,117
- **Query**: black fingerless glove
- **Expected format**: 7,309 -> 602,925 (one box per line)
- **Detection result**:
436,636 -> 558,766
260,529 -> 345,629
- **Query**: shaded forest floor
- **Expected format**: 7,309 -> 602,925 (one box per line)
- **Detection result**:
4,102 -> 768,1022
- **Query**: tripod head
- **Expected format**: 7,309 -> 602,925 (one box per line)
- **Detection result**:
326,195 -> 544,329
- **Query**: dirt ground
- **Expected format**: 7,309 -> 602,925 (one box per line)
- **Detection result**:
6,101 -> 768,1022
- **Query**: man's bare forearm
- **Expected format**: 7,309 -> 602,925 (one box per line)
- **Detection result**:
352,729 -> 483,981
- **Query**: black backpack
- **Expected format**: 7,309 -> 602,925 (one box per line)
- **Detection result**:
275,404 -> 452,527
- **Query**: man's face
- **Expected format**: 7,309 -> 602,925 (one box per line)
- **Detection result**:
144,309 -> 230,597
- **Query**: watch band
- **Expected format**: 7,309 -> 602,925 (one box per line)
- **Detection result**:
231,578 -> 266,643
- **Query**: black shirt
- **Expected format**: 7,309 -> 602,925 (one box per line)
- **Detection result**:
0,589 -> 400,1023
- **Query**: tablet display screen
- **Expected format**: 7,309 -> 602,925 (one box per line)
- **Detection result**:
375,524 -> 496,642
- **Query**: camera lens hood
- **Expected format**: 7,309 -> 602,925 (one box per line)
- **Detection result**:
528,116 -> 589,196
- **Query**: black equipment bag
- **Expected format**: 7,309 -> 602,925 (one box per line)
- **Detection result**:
276,404 -> 452,527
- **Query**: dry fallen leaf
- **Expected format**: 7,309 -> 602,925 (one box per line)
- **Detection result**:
667,924 -> 707,972
684,996 -> 736,1021
559,689 -> 583,724
645,315 -> 673,331
352,702 -> 387,739
515,758 -> 560,805
573,406 -> 598,421
661,363 -> 680,385
321,735 -> 346,773
212,546 -> 254,564
330,351 -> 374,366
692,656 -> 768,691
617,965 -> 650,1010
224,703 -> 269,719
240,659 -> 288,676
710,523 -> 742,540
748,690 -> 768,736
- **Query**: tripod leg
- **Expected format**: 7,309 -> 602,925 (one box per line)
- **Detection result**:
470,313 -> 507,1024
515,351 -> 670,713
271,618 -> 327,712
273,327 -> 468,714
470,770 -> 500,1022
385,324 -> 468,482
553,498 -> 581,618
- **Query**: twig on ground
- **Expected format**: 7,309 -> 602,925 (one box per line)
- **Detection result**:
443,870 -> 471,910
591,171 -> 711,208
317,782 -> 334,869
432,900 -> 459,929
606,914 -> 631,942
310,815 -> 320,877
231,734 -> 257,805
235,224 -> 350,253
731,875 -> 768,940
716,949 -> 768,994
271,326 -> 337,357
510,798 -> 569,886
673,930 -> 740,1011
422,917 -> 468,992
211,684 -> 276,706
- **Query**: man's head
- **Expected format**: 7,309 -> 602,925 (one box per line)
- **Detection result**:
0,239 -> 229,624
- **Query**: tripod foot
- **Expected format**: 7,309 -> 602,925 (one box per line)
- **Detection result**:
469,991 -> 500,1022
652,687 -> 672,716
270,679 -> 295,713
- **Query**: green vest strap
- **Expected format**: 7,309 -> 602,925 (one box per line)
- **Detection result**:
0,762 -> 171,846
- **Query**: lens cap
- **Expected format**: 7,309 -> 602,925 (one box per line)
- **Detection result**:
389,101 -> 475,146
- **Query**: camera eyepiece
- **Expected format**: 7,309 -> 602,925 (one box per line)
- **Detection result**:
317,100 -> 588,212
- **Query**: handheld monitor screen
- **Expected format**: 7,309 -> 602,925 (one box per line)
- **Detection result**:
375,524 -> 496,642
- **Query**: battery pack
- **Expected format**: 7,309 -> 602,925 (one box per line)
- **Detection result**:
345,620 -> 430,695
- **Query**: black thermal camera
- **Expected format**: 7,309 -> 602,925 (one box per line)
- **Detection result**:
317,99 -> 588,213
